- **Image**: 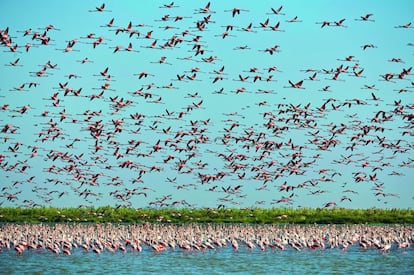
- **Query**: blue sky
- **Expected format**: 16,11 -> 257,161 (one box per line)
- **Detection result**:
0,0 -> 413,209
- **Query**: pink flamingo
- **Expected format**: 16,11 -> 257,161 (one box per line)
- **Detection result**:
89,3 -> 111,12
286,80 -> 304,89
268,6 -> 285,15
355,14 -> 374,22
224,7 -> 249,17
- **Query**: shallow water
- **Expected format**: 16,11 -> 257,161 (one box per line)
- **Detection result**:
1,245 -> 413,275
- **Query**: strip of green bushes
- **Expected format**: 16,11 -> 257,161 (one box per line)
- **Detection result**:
0,207 -> 413,224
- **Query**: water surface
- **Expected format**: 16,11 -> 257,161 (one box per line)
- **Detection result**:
2,245 -> 412,274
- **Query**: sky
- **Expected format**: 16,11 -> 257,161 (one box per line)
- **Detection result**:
0,0 -> 413,209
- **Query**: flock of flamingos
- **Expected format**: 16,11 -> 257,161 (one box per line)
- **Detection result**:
2,223 -> 413,255
0,2 -> 413,210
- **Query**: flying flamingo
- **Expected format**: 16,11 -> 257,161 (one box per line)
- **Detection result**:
362,84 -> 378,90
394,22 -> 413,28
134,71 -> 154,79
286,16 -> 302,23
316,20 -> 331,28
195,2 -> 214,14
355,14 -> 374,22
352,69 -> 365,78
5,58 -> 22,67
333,18 -> 347,27
10,84 -> 28,92
285,80 -> 304,89
141,40 -> 159,49
337,55 -> 359,62
224,7 -> 249,17
215,31 -> 236,39
361,44 -> 377,50
239,23 -> 256,33
267,6 -> 285,15
306,72 -> 319,81
267,21 -> 285,32
324,201 -> 337,208
43,24 -> 60,31
160,2 -> 179,8
89,3 -> 111,12
111,45 -> 123,53
388,57 -> 404,63
25,43 -> 36,52
100,18 -> 115,28
258,18 -> 270,28
56,40 -> 79,52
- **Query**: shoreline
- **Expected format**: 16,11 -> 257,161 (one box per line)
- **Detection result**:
1,207 -> 413,224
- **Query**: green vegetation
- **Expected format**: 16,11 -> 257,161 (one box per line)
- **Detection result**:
0,207 -> 413,224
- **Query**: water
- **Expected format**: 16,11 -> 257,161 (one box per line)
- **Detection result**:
1,245 -> 413,274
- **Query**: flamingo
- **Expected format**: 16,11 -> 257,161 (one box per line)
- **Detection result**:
286,80 -> 304,89
44,24 -> 60,31
56,40 -> 79,52
337,55 -> 359,62
388,57 -> 404,63
268,6 -> 285,15
333,18 -> 346,27
324,201 -> 337,208
316,21 -> 331,28
368,92 -> 382,101
195,2 -> 213,14
89,3 -> 111,12
6,58 -> 22,67
267,21 -> 285,32
355,14 -> 374,22
143,39 -> 158,49
352,69 -> 365,78
395,22 -> 413,28
100,18 -> 115,28
307,72 -> 319,81
258,18 -> 270,28
362,44 -> 377,50
286,16 -> 302,23
111,45 -> 122,53
224,7 -> 249,17
10,84 -> 28,92
362,84 -> 378,90
25,43 -> 35,52
239,23 -> 256,33
160,2 -> 179,9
